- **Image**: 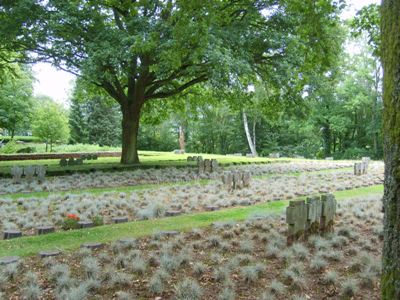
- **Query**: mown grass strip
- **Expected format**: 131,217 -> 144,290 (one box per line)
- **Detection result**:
3,167 -> 353,200
0,184 -> 383,258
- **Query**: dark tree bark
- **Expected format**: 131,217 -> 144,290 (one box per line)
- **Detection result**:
381,1 -> 400,298
120,101 -> 142,164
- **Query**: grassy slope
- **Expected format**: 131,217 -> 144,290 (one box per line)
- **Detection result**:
0,184 -> 383,258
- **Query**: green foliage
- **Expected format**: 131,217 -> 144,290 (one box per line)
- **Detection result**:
0,0 -> 345,163
92,216 -> 104,227
32,98 -> 70,152
0,139 -> 19,154
61,218 -> 80,231
0,64 -> 34,137
69,79 -> 122,147
350,4 -> 381,57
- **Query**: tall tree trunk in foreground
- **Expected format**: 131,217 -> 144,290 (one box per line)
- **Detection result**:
242,110 -> 257,156
381,1 -> 400,298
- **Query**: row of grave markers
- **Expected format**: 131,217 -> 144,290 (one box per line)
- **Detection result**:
198,159 -> 219,174
59,154 -> 98,167
221,170 -> 251,192
286,194 -> 337,245
10,165 -> 46,184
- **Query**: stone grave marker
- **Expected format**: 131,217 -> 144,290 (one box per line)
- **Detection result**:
197,160 -> 205,174
24,166 -> 36,183
221,171 -> 233,192
286,200 -> 308,244
112,217 -> 129,224
3,229 -> 22,239
38,250 -> 61,258
36,225 -> 55,235
10,166 -> 23,184
306,196 -> 322,235
204,159 -> 212,173
78,221 -> 93,229
81,242 -> 104,250
242,171 -> 251,187
36,165 -> 47,184
233,171 -> 243,189
320,194 -> 337,233
325,157 -> 334,160
211,159 -> 219,172
0,256 -> 20,265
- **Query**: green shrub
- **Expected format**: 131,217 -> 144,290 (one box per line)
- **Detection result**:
0,139 -> 19,154
61,218 -> 80,230
16,147 -> 37,153
92,215 -> 104,227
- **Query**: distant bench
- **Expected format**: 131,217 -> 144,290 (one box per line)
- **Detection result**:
0,152 -> 121,161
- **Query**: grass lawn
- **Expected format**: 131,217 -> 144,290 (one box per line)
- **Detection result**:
0,184 -> 383,258
0,150 -> 292,175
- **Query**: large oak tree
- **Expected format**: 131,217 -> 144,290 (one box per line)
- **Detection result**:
381,0 -> 400,298
0,0 -> 342,163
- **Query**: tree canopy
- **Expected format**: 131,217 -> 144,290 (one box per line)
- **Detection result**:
0,0 -> 344,163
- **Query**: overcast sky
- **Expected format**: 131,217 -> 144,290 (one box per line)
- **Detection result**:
32,0 -> 380,106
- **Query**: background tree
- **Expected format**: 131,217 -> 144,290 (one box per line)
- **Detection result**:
0,0 -> 343,164
381,0 -> 400,298
0,64 -> 33,137
32,97 -> 70,152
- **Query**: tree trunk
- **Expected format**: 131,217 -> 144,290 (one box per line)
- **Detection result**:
252,119 -> 256,151
242,110 -> 257,156
120,102 -> 142,164
381,1 -> 400,298
179,125 -> 185,152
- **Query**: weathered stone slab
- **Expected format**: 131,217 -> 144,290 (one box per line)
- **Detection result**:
242,171 -> 251,187
112,217 -> 129,224
197,160 -> 205,174
306,196 -> 322,235
205,205 -> 219,211
233,171 -> 243,189
221,172 -> 233,192
38,250 -> 61,258
24,166 -> 35,183
204,159 -> 212,173
36,226 -> 55,235
0,256 -> 20,265
118,238 -> 136,245
36,165 -> 47,183
320,194 -> 337,233
211,159 -> 219,172
165,211 -> 181,217
286,200 -> 307,244
81,242 -> 104,250
78,221 -> 94,229
10,166 -> 23,184
325,157 -> 334,160
3,230 -> 22,240
158,230 -> 179,237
